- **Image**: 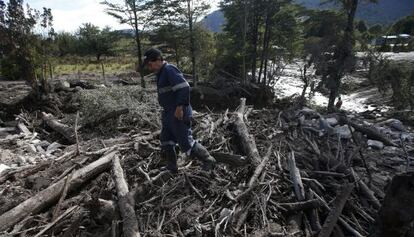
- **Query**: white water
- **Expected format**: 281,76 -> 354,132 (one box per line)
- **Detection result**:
273,63 -> 390,113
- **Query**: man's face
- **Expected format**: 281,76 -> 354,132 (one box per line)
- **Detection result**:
146,59 -> 162,73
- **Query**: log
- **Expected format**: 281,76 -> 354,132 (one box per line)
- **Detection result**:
41,112 -> 76,144
346,120 -> 398,147
85,108 -> 129,128
233,98 -> 261,166
318,183 -> 355,237
235,146 -> 272,201
0,151 -> 117,231
0,127 -> 16,133
288,151 -> 305,201
278,199 -> 323,213
17,122 -> 31,135
351,169 -> 381,209
33,206 -> 79,237
211,152 -> 248,167
112,155 -> 141,237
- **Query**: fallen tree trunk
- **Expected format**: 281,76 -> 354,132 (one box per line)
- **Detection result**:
211,152 -> 248,167
279,199 -> 323,213
235,146 -> 272,201
0,151 -> 117,232
85,108 -> 129,128
346,120 -> 398,147
318,183 -> 355,237
233,98 -> 261,167
112,155 -> 141,237
288,151 -> 305,201
352,169 -> 381,209
41,112 -> 76,144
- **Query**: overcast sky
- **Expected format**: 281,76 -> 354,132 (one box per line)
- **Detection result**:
26,0 -> 220,32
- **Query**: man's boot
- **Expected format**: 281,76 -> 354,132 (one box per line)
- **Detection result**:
190,142 -> 216,171
161,149 -> 178,173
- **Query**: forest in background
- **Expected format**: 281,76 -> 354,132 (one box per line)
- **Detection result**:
1,0 -> 414,110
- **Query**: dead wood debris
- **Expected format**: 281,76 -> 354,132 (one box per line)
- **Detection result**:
0,89 -> 413,237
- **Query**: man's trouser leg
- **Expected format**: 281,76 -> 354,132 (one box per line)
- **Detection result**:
160,111 -> 178,173
171,111 -> 216,171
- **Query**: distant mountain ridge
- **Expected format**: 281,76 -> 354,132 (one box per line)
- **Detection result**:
296,0 -> 414,25
201,0 -> 414,32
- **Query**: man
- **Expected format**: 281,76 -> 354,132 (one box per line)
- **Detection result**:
335,96 -> 343,110
142,48 -> 216,173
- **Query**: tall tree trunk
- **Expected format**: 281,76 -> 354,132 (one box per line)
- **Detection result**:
327,0 -> 358,112
132,1 -> 146,89
241,0 -> 248,84
173,43 -> 180,68
263,53 -> 269,86
258,4 -> 270,84
251,2 -> 259,83
301,65 -> 308,99
188,0 -> 197,87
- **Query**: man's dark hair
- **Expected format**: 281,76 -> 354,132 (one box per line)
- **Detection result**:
142,48 -> 163,67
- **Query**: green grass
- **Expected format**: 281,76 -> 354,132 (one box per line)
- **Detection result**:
52,56 -> 136,76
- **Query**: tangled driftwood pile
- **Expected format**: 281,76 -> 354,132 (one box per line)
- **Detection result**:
1,82 -> 414,237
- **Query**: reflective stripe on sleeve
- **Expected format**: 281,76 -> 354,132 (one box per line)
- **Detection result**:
172,82 -> 190,91
159,86 -> 172,94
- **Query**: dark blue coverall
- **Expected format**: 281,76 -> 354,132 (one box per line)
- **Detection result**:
156,63 -> 195,155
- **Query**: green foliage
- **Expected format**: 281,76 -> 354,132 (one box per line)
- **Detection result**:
219,0 -> 302,82
391,14 -> 414,35
53,56 -> 135,75
194,25 -> 216,81
356,20 -> 368,33
368,24 -> 384,36
55,32 -> 78,57
369,55 -> 414,109
77,23 -> 118,61
0,0 -> 55,96
304,10 -> 346,39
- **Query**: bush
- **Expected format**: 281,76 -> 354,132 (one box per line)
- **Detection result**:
369,58 -> 414,109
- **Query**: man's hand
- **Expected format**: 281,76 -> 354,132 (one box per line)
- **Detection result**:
175,106 -> 184,120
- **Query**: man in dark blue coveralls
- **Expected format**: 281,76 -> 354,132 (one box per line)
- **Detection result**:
142,48 -> 216,173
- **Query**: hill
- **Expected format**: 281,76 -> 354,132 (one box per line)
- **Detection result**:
202,0 -> 414,32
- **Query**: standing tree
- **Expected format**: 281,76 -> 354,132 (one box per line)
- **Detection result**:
147,0 -> 210,86
101,0 -> 151,88
77,24 -> 117,61
37,7 -> 55,94
0,0 -> 39,94
220,0 -> 301,85
324,0 -> 377,112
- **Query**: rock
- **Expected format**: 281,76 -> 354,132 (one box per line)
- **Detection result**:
0,164 -> 10,174
334,125 -> 352,139
326,117 -> 338,127
367,140 -> 384,150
